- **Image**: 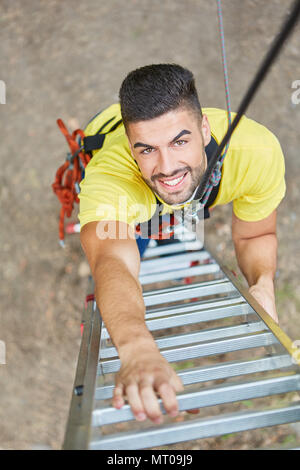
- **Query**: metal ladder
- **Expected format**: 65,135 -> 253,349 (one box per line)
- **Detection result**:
63,240 -> 300,450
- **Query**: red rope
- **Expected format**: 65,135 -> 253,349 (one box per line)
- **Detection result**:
52,119 -> 91,246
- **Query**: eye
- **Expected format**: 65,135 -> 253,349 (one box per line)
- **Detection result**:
141,147 -> 154,155
174,139 -> 187,146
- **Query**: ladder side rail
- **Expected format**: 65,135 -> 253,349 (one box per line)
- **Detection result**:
205,245 -> 300,367
63,277 -> 102,450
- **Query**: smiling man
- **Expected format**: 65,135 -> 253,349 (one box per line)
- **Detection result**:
78,64 -> 286,424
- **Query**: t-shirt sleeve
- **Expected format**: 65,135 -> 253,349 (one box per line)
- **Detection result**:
233,137 -> 286,222
78,165 -> 152,230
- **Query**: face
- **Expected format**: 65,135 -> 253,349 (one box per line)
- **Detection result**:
126,107 -> 211,206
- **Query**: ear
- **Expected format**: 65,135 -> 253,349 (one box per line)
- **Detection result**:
201,114 -> 211,147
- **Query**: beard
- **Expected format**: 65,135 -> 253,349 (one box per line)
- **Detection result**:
141,146 -> 207,206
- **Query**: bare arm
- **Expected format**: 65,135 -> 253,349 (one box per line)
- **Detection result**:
231,209 -> 278,323
80,221 -> 183,422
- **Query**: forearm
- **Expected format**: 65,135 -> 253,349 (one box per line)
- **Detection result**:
80,223 -> 182,423
93,255 -> 156,355
233,233 -> 277,287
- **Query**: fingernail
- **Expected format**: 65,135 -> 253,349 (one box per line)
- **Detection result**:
113,400 -> 123,409
136,412 -> 146,421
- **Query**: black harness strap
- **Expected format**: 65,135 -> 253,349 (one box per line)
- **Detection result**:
83,118 -> 123,154
202,135 -> 221,218
83,133 -> 106,153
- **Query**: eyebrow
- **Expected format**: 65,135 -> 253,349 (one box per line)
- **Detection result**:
133,129 -> 191,149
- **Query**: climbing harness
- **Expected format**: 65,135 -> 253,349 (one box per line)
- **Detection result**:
51,115 -> 220,245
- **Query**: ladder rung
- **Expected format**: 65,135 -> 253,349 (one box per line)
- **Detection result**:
143,279 -> 237,307
98,332 -> 278,375
139,263 -> 220,284
145,295 -> 246,318
89,402 -> 300,450
101,281 -> 244,339
100,321 -> 267,359
95,354 -> 294,400
100,301 -> 254,340
142,240 -> 204,258
139,250 -> 211,274
93,374 -> 300,426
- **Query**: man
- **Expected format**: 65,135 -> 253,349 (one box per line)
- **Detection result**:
78,64 -> 286,425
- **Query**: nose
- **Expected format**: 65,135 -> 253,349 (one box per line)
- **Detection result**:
156,148 -> 177,177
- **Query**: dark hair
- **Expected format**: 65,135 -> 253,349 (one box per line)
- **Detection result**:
119,64 -> 202,129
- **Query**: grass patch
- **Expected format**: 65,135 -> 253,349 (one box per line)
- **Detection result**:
220,433 -> 235,440
172,361 -> 195,371
281,434 -> 297,445
241,400 -> 254,408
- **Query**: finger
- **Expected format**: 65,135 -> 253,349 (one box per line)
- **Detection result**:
140,383 -> 163,424
170,372 -> 184,392
157,382 -> 179,417
125,384 -> 147,422
112,383 -> 125,409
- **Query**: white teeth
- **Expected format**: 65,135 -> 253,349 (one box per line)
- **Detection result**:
162,174 -> 185,186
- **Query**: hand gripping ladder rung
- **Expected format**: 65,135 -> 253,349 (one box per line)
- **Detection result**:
63,241 -> 300,450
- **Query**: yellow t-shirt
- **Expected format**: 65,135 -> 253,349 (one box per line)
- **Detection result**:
78,103 -> 286,229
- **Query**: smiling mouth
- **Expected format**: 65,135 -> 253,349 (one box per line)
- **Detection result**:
158,172 -> 188,190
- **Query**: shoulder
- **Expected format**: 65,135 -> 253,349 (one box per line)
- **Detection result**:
210,110 -> 286,217
231,114 -> 282,153
203,107 -> 281,152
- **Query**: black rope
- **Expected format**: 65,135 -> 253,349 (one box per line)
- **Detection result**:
195,0 -> 300,202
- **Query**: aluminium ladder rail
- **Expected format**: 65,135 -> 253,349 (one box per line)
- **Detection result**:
63,240 -> 300,450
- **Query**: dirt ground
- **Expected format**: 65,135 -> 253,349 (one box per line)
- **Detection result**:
0,0 -> 300,450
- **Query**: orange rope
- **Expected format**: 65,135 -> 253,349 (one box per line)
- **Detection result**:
52,119 -> 91,246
